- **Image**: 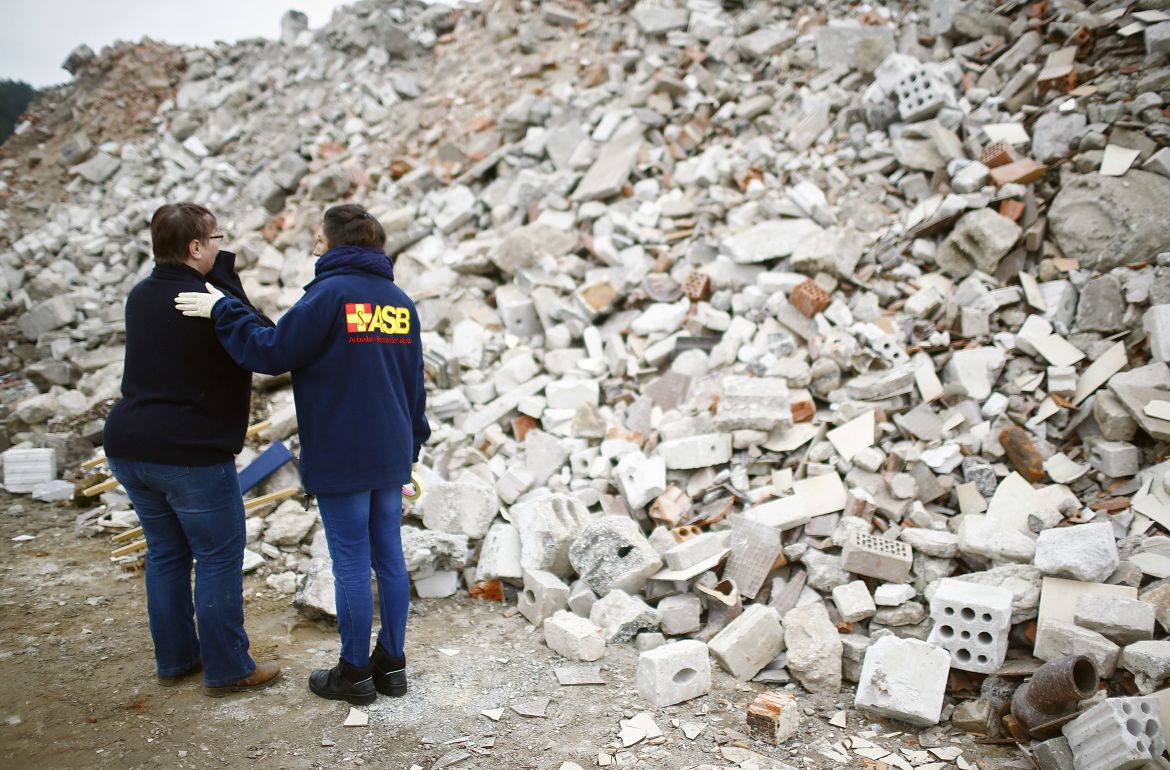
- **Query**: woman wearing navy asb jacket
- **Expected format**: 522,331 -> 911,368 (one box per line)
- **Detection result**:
175,204 -> 431,706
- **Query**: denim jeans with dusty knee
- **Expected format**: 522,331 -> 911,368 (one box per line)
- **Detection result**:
108,458 -> 255,687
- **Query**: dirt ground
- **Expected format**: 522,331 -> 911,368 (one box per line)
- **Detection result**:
0,491 -> 1019,770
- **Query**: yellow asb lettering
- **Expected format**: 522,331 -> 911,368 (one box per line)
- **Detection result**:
366,309 -> 388,334
344,303 -> 411,335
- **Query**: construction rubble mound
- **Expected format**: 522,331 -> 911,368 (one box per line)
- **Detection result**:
5,0 -> 1170,766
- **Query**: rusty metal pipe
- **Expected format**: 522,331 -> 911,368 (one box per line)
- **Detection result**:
1010,655 -> 1098,739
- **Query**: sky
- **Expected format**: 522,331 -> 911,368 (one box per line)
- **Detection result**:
0,0 -> 353,88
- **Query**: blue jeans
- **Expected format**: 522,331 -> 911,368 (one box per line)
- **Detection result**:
316,487 -> 409,667
107,458 -> 255,687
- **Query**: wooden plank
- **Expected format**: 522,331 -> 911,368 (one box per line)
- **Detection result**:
111,526 -> 143,543
245,420 -> 272,438
81,455 -> 108,470
243,486 -> 301,513
83,477 -> 120,497
111,539 -> 147,558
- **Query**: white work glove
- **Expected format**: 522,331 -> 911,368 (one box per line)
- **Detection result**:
174,282 -> 225,319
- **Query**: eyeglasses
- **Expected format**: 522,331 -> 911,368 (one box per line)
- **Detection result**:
209,232 -> 225,240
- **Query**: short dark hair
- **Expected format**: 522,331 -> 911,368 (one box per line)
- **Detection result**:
322,204 -> 386,251
150,203 -> 215,266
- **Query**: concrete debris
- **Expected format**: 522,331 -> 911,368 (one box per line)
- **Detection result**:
5,0 -> 1170,763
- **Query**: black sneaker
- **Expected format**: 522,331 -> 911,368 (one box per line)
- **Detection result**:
371,641 -> 407,697
308,658 -> 376,706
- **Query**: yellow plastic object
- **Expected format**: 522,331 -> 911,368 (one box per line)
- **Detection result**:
402,472 -> 423,501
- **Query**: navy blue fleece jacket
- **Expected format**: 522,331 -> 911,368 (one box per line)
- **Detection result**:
209,246 -> 430,495
105,251 -> 272,465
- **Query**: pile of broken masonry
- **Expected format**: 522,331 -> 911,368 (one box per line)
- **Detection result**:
4,0 -> 1170,766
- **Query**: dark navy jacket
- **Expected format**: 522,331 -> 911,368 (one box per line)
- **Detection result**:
210,246 -> 430,495
104,251 -> 270,465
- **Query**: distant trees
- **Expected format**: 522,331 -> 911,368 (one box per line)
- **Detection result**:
0,80 -> 37,143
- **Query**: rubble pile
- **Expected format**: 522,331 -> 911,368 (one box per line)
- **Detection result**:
4,0 -> 1170,765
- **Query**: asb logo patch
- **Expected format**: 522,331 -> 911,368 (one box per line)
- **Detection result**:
344,302 -> 412,341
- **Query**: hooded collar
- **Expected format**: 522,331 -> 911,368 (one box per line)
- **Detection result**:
313,245 -> 395,283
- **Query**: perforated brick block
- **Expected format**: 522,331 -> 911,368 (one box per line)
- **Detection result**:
894,70 -> 947,121
926,577 -> 1012,674
683,270 -> 712,302
1062,697 -> 1165,770
980,140 -> 1015,168
840,531 -> 913,583
789,279 -> 831,318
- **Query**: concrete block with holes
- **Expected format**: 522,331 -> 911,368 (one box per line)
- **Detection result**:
636,639 -> 711,707
516,568 -> 570,626
1061,696 -> 1165,770
894,69 -> 949,122
543,610 -> 605,662
841,531 -> 914,583
926,577 -> 1013,673
568,515 -> 663,596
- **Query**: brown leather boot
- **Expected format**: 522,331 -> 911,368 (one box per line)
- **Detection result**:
203,662 -> 282,698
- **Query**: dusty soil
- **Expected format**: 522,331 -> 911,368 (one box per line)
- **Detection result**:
0,491 -> 1018,770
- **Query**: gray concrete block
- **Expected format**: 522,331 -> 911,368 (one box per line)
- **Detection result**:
1062,697 -> 1165,770
1094,391 -> 1138,442
2,448 -> 57,493
1087,439 -> 1141,478
783,602 -> 843,694
874,583 -> 916,606
568,579 -> 598,618
1031,736 -> 1075,770
1034,523 -> 1120,583
1144,305 -> 1170,363
636,639 -> 711,707
840,633 -> 871,683
475,521 -> 522,582
854,636 -> 951,727
1035,619 -> 1121,677
16,296 -> 75,341
1120,641 -> 1170,695
927,577 -> 1013,673
633,632 -> 666,652
712,376 -> 792,432
568,516 -> 663,596
517,569 -> 570,626
664,532 -> 726,571
959,514 -> 1038,562
417,477 -> 499,539
658,433 -> 731,470
1074,595 -> 1156,646
511,493 -> 591,578
832,580 -> 876,623
708,604 -> 785,681
543,610 -> 605,662
658,594 -> 702,635
589,589 -> 659,643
